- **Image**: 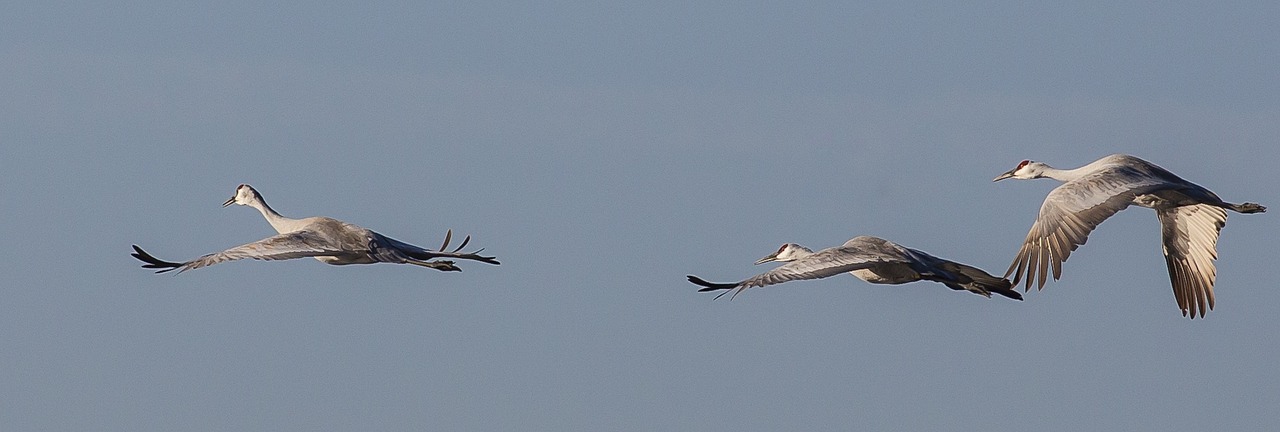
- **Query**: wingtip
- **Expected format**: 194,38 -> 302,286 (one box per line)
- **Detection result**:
439,229 -> 453,251
1185,305 -> 1210,319
688,275 -> 738,292
130,244 -> 183,273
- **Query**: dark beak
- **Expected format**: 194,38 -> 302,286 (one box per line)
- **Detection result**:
223,196 -> 236,207
754,252 -> 780,265
992,169 -> 1016,182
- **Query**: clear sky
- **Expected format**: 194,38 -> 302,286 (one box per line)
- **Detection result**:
2,1 -> 1277,430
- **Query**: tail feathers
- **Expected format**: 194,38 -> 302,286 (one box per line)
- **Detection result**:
946,262 -> 1023,301
1232,202 -> 1266,214
981,280 -> 1023,301
687,275 -> 738,292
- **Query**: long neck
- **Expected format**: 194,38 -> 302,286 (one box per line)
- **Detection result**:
1038,165 -> 1089,183
247,196 -> 298,233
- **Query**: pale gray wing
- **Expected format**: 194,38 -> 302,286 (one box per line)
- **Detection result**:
1157,204 -> 1226,319
170,230 -> 347,272
722,247 -> 894,298
1007,166 -> 1168,291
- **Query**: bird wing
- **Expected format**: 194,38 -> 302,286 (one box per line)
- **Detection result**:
134,230 -> 348,273
1006,166 -> 1167,290
373,230 -> 500,265
1157,204 -> 1226,319
706,247 -> 892,299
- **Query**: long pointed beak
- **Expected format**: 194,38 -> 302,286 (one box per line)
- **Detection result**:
755,252 -> 780,265
223,196 -> 236,207
992,169 -> 1016,182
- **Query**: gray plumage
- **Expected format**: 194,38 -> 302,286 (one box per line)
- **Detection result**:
688,236 -> 1021,301
994,154 -> 1265,318
132,184 -> 498,273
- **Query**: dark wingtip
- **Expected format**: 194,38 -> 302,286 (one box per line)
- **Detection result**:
465,254 -> 500,265
452,251 -> 499,266
130,245 -> 183,274
688,275 -> 737,291
1187,305 -> 1209,319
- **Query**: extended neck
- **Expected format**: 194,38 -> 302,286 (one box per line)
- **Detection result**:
1037,165 -> 1088,183
246,197 -> 297,233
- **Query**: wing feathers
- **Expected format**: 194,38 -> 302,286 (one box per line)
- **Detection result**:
1006,166 -> 1167,291
1158,205 -> 1225,318
695,246 -> 889,299
133,231 -> 347,273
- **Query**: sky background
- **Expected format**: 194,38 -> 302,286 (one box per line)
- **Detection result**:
2,1 -> 1277,430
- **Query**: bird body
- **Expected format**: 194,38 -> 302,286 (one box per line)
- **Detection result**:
689,236 -> 1021,301
132,184 -> 499,273
994,154 -> 1265,318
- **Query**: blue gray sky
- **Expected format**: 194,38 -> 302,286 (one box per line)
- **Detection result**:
2,1 -> 1277,430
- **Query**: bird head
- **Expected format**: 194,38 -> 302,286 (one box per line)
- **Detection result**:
993,160 -> 1049,181
755,243 -> 813,264
224,184 -> 262,207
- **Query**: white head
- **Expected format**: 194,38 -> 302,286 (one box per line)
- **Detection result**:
993,159 -> 1050,181
223,184 -> 263,207
755,243 -> 814,264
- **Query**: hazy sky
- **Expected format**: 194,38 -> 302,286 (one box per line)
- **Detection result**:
2,1 -> 1277,430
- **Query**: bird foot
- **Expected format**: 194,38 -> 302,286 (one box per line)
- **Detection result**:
431,260 -> 461,272
1235,202 -> 1266,213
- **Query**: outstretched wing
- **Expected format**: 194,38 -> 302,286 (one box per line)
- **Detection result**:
373,230 -> 500,265
690,247 -> 889,299
132,230 -> 347,273
1006,166 -> 1166,290
1157,204 -> 1226,319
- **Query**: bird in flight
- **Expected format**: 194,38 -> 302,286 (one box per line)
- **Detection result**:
132,184 -> 499,273
689,236 -> 1021,301
994,154 -> 1264,318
